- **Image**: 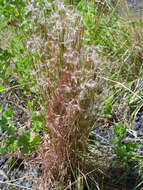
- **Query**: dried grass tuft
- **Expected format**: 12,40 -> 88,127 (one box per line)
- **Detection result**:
26,1 -> 101,188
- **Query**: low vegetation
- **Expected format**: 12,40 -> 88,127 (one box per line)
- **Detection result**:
0,0 -> 143,189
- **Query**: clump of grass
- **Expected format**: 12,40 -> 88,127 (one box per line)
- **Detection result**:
77,0 -> 143,82
25,1 -> 100,188
2,0 -> 143,189
34,1 -> 143,187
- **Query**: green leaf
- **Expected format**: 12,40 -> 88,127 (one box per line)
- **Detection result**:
114,122 -> 126,140
103,96 -> 113,115
18,131 -> 30,154
0,105 -> 3,113
7,124 -> 16,135
31,114 -> 45,132
30,135 -> 41,148
8,141 -> 18,153
3,107 -> 13,119
0,140 -> 7,155
0,85 -> 5,92
0,146 -> 7,155
0,117 -> 8,131
27,101 -> 34,111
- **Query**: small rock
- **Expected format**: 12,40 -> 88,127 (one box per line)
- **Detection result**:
134,122 -> 140,130
137,130 -> 143,137
23,179 -> 33,189
126,131 -> 135,138
2,164 -> 8,173
0,170 -> 8,180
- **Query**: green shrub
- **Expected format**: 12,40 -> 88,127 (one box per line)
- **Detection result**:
113,122 -> 139,164
0,105 -> 41,155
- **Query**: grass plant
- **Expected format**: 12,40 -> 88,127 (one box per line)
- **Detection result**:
1,0 -> 143,189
